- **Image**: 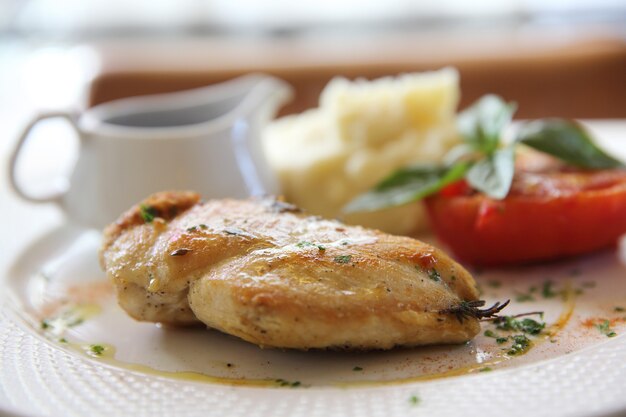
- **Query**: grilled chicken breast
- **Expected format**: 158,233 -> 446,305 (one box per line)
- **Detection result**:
100,191 -> 483,350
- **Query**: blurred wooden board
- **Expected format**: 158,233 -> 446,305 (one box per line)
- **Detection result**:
88,29 -> 626,118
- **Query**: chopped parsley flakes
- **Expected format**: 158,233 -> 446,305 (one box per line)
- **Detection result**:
90,344 -> 105,356
334,255 -> 352,264
542,281 -> 557,299
595,320 -> 617,338
296,241 -> 326,251
484,312 -> 546,357
507,334 -> 531,356
428,268 -> 441,282
186,224 -> 208,233
515,293 -> 536,303
496,337 -> 508,345
139,204 -> 157,223
494,316 -> 545,335
275,378 -> 301,388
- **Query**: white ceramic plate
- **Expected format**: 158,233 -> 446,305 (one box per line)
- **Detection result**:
1,223 -> 626,417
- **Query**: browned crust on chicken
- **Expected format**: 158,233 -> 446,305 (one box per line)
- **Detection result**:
100,191 -> 200,259
100,191 -> 482,349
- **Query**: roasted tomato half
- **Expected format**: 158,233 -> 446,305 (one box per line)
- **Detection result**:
424,168 -> 626,266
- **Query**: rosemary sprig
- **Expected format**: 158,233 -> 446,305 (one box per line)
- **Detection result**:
482,311 -> 544,322
439,299 -> 510,323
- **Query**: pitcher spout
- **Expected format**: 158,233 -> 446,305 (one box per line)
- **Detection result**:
228,75 -> 293,198
234,74 -> 294,122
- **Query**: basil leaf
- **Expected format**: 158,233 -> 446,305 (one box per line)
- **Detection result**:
343,162 -> 470,213
517,119 -> 624,169
458,95 -> 517,155
443,143 -> 476,165
375,163 -> 447,189
466,146 -> 515,199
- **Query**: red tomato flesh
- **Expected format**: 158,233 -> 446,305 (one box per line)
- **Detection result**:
425,169 -> 626,266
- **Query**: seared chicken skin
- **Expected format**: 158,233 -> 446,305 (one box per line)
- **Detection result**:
100,191 -> 483,350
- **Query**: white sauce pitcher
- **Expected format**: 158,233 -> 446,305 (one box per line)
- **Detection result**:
9,74 -> 293,228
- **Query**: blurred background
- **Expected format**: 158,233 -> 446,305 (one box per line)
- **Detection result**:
0,0 -> 625,269
2,0 -> 625,135
2,0 -> 625,122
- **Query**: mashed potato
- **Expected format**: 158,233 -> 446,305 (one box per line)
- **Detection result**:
262,68 -> 460,235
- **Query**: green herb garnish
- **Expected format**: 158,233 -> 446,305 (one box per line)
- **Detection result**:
487,330 -> 533,352
275,378 -> 301,388
458,94 -> 517,156
334,255 -> 352,264
507,334 -> 532,355
428,268 -> 441,282
484,330 -> 497,338
518,318 -> 545,335
515,293 -> 535,303
516,119 -> 624,169
541,281 -> 557,299
343,95 -> 624,213
494,315 -> 545,335
90,344 -> 105,356
296,241 -> 326,251
140,204 -> 157,223
485,311 -> 546,355
343,162 -> 469,212
479,367 -> 493,372
408,395 -> 420,406
353,366 -> 363,371
595,320 -> 617,338
440,299 -> 509,323
40,309 -> 86,332
466,145 -> 515,199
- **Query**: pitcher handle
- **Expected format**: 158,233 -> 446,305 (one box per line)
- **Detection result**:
9,111 -> 79,203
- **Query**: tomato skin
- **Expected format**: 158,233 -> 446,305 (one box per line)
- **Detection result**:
424,170 -> 626,266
